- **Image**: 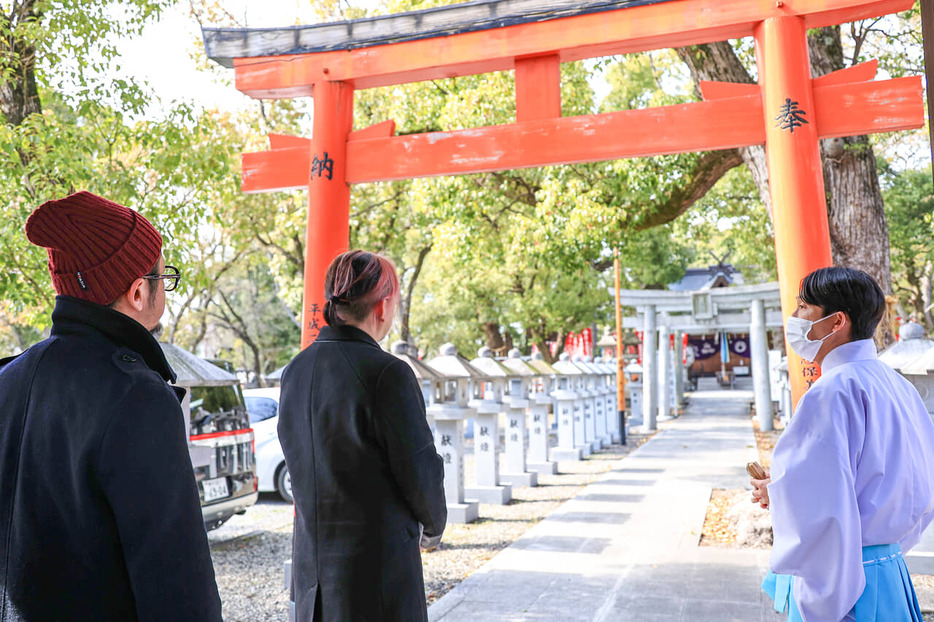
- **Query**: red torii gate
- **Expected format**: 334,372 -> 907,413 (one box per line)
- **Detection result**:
203,0 -> 923,407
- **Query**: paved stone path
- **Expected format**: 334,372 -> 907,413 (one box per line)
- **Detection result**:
429,385 -> 783,621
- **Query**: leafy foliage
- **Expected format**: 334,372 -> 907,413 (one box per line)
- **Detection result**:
881,164 -> 934,330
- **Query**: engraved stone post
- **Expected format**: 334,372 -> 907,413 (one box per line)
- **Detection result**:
425,343 -> 482,522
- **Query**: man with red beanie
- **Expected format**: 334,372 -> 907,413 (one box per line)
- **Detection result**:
0,191 -> 222,621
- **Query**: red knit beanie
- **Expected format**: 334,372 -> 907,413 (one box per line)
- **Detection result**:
24,191 -> 163,306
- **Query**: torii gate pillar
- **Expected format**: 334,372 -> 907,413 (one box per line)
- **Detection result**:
756,17 -> 832,403
303,81 -> 354,348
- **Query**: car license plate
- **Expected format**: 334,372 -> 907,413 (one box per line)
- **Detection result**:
202,477 -> 229,502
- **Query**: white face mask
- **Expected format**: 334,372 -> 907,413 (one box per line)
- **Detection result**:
785,313 -> 843,363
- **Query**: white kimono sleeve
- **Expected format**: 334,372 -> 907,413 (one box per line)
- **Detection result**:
768,388 -> 864,622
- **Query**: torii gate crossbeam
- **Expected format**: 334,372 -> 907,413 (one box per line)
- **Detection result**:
203,0 -> 924,408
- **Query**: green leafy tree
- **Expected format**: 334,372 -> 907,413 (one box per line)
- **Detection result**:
204,257 -> 300,384
881,165 -> 934,331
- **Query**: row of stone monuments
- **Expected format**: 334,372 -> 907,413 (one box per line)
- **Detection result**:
391,342 -> 621,523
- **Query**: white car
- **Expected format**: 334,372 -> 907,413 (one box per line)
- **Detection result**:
242,387 -> 291,503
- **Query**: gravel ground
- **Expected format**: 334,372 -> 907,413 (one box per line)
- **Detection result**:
208,432 -> 651,621
208,496 -> 294,622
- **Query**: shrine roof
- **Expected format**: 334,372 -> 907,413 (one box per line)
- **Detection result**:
527,358 -> 558,376
159,342 -> 239,387
202,0 -> 673,68
668,265 -> 745,291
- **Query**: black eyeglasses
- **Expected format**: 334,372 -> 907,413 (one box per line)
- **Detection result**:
142,265 -> 180,292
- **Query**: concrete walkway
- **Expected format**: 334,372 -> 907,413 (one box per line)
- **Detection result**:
429,385 -> 783,622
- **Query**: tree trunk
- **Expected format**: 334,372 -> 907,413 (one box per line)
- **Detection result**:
250,342 -> 265,388
534,339 -> 553,365
533,327 -> 566,365
677,29 -> 893,304
806,27 -> 892,296
481,321 -> 505,352
0,1 -> 43,127
922,270 -> 933,331
821,133 -> 891,292
212,290 -> 266,387
399,244 -> 432,344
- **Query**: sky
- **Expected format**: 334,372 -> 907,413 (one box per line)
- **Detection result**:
117,1 -> 376,113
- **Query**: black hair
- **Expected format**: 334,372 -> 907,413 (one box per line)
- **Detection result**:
798,267 -> 885,340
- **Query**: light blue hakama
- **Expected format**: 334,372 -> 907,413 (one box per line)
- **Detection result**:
763,544 -> 923,621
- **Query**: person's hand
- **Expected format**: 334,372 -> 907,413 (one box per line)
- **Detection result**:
750,471 -> 771,509
419,523 -> 442,551
420,533 -> 441,551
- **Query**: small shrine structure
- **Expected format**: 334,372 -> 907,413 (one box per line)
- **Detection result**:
618,282 -> 784,431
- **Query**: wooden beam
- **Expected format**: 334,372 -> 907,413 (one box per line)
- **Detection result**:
268,133 -> 310,149
242,120 -> 397,192
811,60 -> 878,86
700,62 -> 880,100
699,81 -> 758,99
230,0 -> 913,96
242,146 -> 309,193
345,95 -> 764,183
240,76 -> 922,191
515,55 -> 561,122
343,76 -> 921,183
349,120 -> 396,141
812,75 -> 923,139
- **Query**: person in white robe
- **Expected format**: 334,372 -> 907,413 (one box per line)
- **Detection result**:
750,267 -> 934,622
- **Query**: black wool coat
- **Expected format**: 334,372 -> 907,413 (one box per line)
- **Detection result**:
0,296 -> 222,622
279,324 -> 447,622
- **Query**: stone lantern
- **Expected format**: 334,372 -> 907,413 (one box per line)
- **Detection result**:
902,350 -> 934,419
496,349 -> 538,487
557,354 -> 599,452
883,322 -> 934,419
424,343 -> 483,523
390,341 -> 444,429
623,361 -> 644,428
551,353 -> 591,458
467,347 -> 520,499
503,350 -> 557,475
879,321 -> 934,370
580,355 -> 611,448
773,358 -> 792,423
530,353 -> 588,460
594,356 -> 621,443
527,352 -> 558,396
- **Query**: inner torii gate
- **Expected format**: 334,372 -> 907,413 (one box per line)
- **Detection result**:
203,0 -> 923,407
